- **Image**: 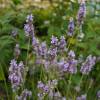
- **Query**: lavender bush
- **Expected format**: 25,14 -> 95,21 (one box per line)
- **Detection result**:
7,1 -> 99,100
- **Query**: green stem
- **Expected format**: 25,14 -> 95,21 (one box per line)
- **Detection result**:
79,75 -> 84,86
0,64 -> 9,100
26,37 -> 31,67
67,74 -> 72,97
23,37 -> 31,88
86,79 -> 92,95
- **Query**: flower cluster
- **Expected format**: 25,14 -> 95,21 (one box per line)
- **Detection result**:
80,55 -> 96,75
8,59 -> 24,91
37,79 -> 58,99
24,14 -> 34,37
58,36 -> 67,52
38,42 -> 47,57
8,2 -> 98,98
51,35 -> 58,46
77,2 -> 86,25
58,50 -> 77,74
97,90 -> 100,99
76,94 -> 87,100
37,79 -> 67,100
32,34 -> 67,69
9,14 -> 32,98
67,17 -> 74,36
16,89 -> 32,100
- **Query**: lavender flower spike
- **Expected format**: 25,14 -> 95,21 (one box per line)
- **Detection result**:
58,36 -> 67,50
51,35 -> 58,46
26,14 -> 33,22
24,14 -> 34,37
97,90 -> 100,99
76,94 -> 87,100
8,59 -> 25,91
68,50 -> 75,58
77,2 -> 86,25
39,42 -> 47,57
80,55 -> 96,75
67,17 -> 74,36
68,59 -> 78,74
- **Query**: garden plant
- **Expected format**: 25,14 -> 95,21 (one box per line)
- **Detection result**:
0,0 -> 100,100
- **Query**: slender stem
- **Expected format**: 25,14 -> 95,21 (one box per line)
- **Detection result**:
26,37 -> 31,67
79,75 -> 84,86
67,74 -> 72,97
23,37 -> 31,88
66,35 -> 74,97
0,64 -> 9,100
86,79 -> 92,95
67,35 -> 74,51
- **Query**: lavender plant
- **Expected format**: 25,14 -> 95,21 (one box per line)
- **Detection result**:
8,1 -> 98,100
8,59 -> 24,91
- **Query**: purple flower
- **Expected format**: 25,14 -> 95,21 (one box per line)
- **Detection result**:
77,2 -> 86,25
39,42 -> 47,57
37,81 -> 44,89
9,59 -> 17,71
9,73 -> 21,85
11,29 -> 18,37
43,60 -> 50,70
32,37 -> 39,47
63,63 -> 69,72
8,59 -> 25,91
37,81 -> 49,98
68,50 -> 75,58
37,80 -> 58,98
68,59 -> 77,74
43,85 -> 49,93
76,94 -> 87,100
24,24 -> 31,36
97,90 -> 100,98
24,14 -> 34,37
26,14 -> 33,22
59,58 -> 77,74
58,36 -> 67,51
67,17 -> 74,36
80,55 -> 96,75
48,47 -> 57,61
51,35 -> 58,46
9,73 -> 22,91
24,23 -> 34,37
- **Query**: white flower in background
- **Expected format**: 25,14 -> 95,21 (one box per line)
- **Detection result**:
62,97 -> 66,100
74,85 -> 80,92
44,20 -> 50,25
78,0 -> 86,3
70,0 -> 76,3
77,32 -> 85,41
62,16 -> 66,20
53,13 -> 57,17
59,6 -> 63,10
59,0 -> 63,2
